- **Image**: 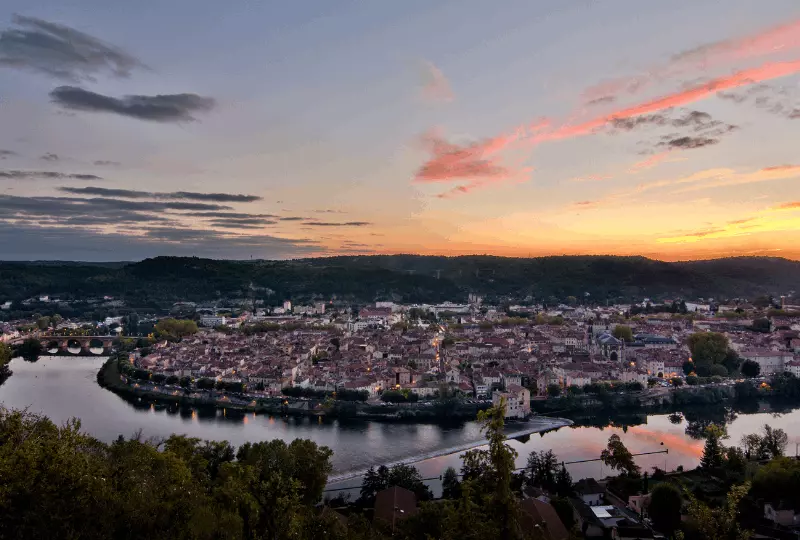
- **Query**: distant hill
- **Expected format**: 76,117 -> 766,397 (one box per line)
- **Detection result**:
0,255 -> 796,308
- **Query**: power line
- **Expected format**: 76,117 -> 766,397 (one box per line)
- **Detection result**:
322,448 -> 669,493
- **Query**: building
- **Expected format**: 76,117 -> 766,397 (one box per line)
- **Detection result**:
200,315 -> 227,327
519,498 -> 569,540
575,478 -> 605,507
492,384 -> 531,419
740,349 -> 794,375
764,503 -> 800,527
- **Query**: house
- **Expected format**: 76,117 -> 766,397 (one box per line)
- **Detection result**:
492,384 -> 531,419
519,498 -> 569,540
373,486 -> 417,525
785,360 -> 800,378
764,502 -> 800,527
575,478 -> 604,507
740,349 -> 794,375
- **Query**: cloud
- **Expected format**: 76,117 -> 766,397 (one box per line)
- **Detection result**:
207,220 -> 276,229
582,18 -> 800,103
93,160 -> 120,167
40,152 -> 59,161
657,210 -> 800,244
659,136 -> 719,150
771,201 -> 800,211
50,86 -> 215,122
178,211 -> 277,219
0,150 -> 17,159
278,216 -> 307,221
718,84 -> 800,120
303,221 -> 372,227
420,61 -> 454,103
58,186 -> 261,202
0,221 -> 321,260
569,175 -> 611,183
586,95 -> 616,107
627,151 -> 673,173
0,14 -> 146,81
0,169 -> 101,180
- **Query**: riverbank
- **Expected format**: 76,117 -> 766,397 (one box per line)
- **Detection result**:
97,356 -> 560,426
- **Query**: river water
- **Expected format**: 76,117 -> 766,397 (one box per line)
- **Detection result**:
2,357 -> 800,492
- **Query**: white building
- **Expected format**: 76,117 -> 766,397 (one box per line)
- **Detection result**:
492,384 -> 530,419
200,316 -> 227,327
283,300 -> 292,312
784,360 -> 800,378
740,349 -> 794,375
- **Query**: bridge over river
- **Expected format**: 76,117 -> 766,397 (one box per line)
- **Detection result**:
10,335 -> 115,355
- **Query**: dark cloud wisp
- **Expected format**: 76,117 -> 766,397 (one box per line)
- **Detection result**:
50,86 -> 215,123
303,221 -> 372,227
659,136 -> 719,150
0,170 -> 101,180
58,186 -> 261,203
0,14 -> 146,81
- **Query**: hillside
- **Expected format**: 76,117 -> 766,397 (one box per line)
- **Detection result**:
0,255 -> 796,308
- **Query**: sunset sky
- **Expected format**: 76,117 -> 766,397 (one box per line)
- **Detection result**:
1,1 -> 799,261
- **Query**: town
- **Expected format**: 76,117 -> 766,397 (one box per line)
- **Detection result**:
4,293 -> 800,419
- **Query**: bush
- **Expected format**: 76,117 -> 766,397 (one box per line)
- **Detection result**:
709,364 -> 728,377
686,375 -> 699,385
648,483 -> 682,534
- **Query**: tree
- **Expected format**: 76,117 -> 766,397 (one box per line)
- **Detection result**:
550,497 -> 576,531
612,324 -> 633,342
688,331 -> 729,369
16,338 -> 42,362
760,424 -> 788,459
685,482 -> 752,540
554,466 -> 573,497
647,483 -> 682,534
0,342 -> 12,386
701,424 -> 727,470
525,450 -> 559,493
682,360 -> 696,376
601,434 -> 640,476
709,364 -> 728,377
752,457 -> 800,510
441,466 -> 461,499
741,360 -> 760,378
36,316 -> 50,330
154,318 -> 198,340
546,384 -> 561,397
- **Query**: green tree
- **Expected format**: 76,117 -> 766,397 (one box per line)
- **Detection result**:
546,384 -> 561,397
687,332 -> 729,368
0,342 -> 12,386
525,450 -> 559,494
554,466 -> 573,497
684,482 -> 752,540
36,316 -> 50,330
647,483 -> 682,534
154,318 -> 198,340
601,434 -> 640,476
759,424 -> 788,458
752,457 -> 800,510
442,466 -> 461,499
612,324 -> 633,342
550,497 -> 576,531
16,338 -> 42,362
700,424 -> 727,470
741,360 -> 760,378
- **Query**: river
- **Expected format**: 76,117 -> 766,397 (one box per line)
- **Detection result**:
2,357 -> 800,494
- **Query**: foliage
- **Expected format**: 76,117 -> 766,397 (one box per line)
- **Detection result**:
612,324 -> 633,342
15,338 -> 42,362
0,342 -> 11,386
524,450 -> 559,494
0,407 -> 336,540
380,390 -> 418,403
741,424 -> 788,459
601,434 -> 640,476
648,483 -> 682,534
441,466 -> 461,499
700,424 -> 727,470
751,457 -> 800,510
154,318 -> 198,340
740,360 -> 760,378
683,482 -> 752,540
550,497 -> 576,531
687,332 -> 729,369
546,383 -> 561,397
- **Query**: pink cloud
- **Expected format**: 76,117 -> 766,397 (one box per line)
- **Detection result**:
627,151 -> 672,173
583,18 -> 800,104
421,61 -> 454,103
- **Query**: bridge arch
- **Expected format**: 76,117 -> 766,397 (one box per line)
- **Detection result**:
46,340 -> 59,354
89,338 -> 105,355
66,339 -> 82,354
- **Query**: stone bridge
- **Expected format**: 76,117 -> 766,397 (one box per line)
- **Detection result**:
26,336 -> 116,355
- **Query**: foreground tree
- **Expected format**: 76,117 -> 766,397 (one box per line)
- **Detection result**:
601,434 -> 640,476
441,466 -> 461,499
682,482 -> 751,540
15,338 -> 42,362
647,483 -> 682,535
740,360 -> 760,378
701,424 -> 727,470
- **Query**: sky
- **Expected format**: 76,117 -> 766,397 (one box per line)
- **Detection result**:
1,0 -> 799,261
